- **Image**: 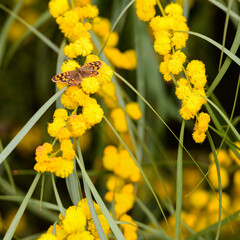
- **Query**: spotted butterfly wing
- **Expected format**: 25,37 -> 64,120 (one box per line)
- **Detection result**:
51,70 -> 82,85
78,61 -> 102,78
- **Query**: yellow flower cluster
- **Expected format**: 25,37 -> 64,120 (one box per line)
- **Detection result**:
92,17 -> 137,70
192,112 -> 210,143
34,54 -> 112,177
149,3 -> 189,81
103,145 -> 141,182
110,102 -> 142,133
102,145 -> 140,238
34,140 -> 75,178
136,2 -> 210,143
135,0 -> 157,22
49,0 -> 98,58
37,198 -> 110,240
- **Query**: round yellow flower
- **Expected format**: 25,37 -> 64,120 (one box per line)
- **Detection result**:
62,206 -> 86,233
111,108 -> 128,133
48,0 -> 70,18
81,76 -> 101,94
82,101 -> 104,127
126,102 -> 142,120
68,114 -> 87,137
37,233 -> 58,240
102,145 -> 120,171
54,157 -> 74,178
209,165 -> 229,189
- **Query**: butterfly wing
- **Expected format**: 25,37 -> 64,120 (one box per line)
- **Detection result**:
51,70 -> 76,83
51,70 -> 82,85
80,61 -> 102,71
79,61 -> 103,78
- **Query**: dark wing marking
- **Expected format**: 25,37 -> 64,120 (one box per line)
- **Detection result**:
80,70 -> 99,78
80,61 -> 102,71
51,70 -> 76,83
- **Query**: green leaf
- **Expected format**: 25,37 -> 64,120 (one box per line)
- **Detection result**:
0,87 -> 66,165
3,173 -> 41,240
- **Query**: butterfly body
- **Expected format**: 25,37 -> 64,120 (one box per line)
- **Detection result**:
51,61 -> 102,86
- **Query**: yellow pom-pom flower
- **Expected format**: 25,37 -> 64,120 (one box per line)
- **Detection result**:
62,206 -> 86,233
48,0 -> 70,18
82,101 -> 104,127
37,233 -> 58,240
135,0 -> 157,22
102,145 -> 120,171
111,108 -> 128,133
126,102 -> 142,120
68,114 -> 87,137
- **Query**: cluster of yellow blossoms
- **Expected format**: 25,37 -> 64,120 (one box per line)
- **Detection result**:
102,146 -> 140,239
136,2 -> 211,143
37,198 -> 110,240
34,0 -> 114,177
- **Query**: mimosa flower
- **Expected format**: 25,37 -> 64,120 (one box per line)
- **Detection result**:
48,0 -> 70,18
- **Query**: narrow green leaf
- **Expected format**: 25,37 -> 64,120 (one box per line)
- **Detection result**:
0,87 -> 66,165
4,10 -> 51,67
51,174 -> 65,217
206,132 -> 222,240
76,144 -> 107,240
0,4 -> 59,54
3,173 -> 41,240
205,97 -> 240,141
0,0 -> 24,67
103,116 -> 169,228
186,31 -> 240,66
174,121 -> 185,240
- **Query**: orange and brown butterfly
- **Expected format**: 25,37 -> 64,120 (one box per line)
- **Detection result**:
51,61 -> 103,85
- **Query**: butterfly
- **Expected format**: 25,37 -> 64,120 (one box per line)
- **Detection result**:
51,61 -> 102,85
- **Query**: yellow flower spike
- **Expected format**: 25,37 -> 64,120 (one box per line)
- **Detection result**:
114,149 -> 141,182
48,118 -> 66,138
53,108 -> 69,120
187,60 -> 207,89
56,10 -> 80,39
82,101 -> 104,127
37,233 -> 58,240
159,54 -> 172,82
54,157 -> 74,178
165,2 -> 183,16
61,92 -> 79,110
92,17 -> 111,37
102,145 -> 120,171
62,206 -> 86,233
126,102 -> 142,120
135,0 -> 157,22
110,108 -> 128,133
120,214 -> 137,240
68,114 -> 87,137
175,78 -> 191,100
153,31 -> 171,56
81,76 -> 101,94
64,37 -> 93,59
47,224 -> 68,239
56,127 -> 72,141
48,0 -> 70,18
60,139 -> 75,160
61,59 -> 80,72
75,4 -> 99,20
168,50 -> 186,75
106,176 -> 125,191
